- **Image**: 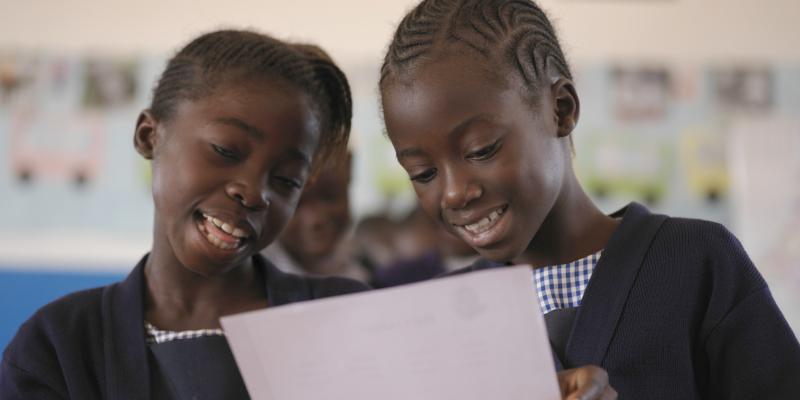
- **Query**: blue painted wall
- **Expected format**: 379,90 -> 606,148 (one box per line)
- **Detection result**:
0,269 -> 126,352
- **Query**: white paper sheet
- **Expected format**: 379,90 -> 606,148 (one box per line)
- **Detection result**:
221,266 -> 560,400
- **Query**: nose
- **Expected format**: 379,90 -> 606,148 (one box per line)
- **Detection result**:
226,179 -> 270,210
440,167 -> 482,210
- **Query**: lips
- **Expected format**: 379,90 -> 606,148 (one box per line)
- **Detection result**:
461,206 -> 506,234
450,204 -> 509,248
195,211 -> 253,251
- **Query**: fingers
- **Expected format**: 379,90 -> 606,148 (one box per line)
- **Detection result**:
560,365 -> 615,400
601,386 -> 618,400
567,384 -> 617,400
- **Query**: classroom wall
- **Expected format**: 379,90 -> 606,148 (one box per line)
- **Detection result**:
2,0 -> 799,63
1,0 -> 799,350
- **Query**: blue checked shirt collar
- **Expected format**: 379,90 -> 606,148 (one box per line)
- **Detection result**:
533,250 -> 602,315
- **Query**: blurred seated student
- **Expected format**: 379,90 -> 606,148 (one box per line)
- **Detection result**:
353,213 -> 399,274
262,151 -> 370,283
371,206 -> 478,287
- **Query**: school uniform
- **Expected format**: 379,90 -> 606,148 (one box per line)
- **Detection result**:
0,253 -> 368,400
449,202 -> 800,399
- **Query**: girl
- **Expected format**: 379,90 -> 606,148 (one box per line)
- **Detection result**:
379,1 -> 800,399
0,28 -> 609,400
0,29 -> 365,399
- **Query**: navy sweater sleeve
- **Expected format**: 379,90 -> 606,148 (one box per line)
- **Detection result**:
0,359 -> 66,400
698,224 -> 800,399
1,287 -> 106,399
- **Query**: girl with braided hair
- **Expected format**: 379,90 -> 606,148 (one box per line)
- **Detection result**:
1,29 -> 366,399
380,0 -> 800,398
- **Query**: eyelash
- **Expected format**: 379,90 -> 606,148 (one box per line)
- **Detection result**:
410,168 -> 437,183
408,141 -> 500,184
212,144 -> 239,161
467,141 -> 500,161
276,176 -> 302,190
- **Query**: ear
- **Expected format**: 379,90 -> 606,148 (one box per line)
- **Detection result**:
550,78 -> 580,138
134,110 -> 159,159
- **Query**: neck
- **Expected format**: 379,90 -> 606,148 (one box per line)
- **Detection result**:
513,173 -> 619,268
144,228 -> 266,330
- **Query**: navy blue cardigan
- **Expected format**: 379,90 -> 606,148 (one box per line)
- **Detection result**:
453,202 -> 800,399
4,203 -> 799,399
0,254 -> 368,399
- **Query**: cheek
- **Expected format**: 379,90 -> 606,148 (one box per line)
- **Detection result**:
503,141 -> 560,199
412,184 -> 451,232
285,205 -> 316,233
151,161 -> 187,214
151,148 -> 215,209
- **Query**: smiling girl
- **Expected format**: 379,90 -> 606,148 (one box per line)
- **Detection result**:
380,0 -> 800,398
0,30 -> 366,399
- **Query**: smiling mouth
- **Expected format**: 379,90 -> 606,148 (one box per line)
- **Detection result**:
195,211 -> 251,251
456,205 -> 508,235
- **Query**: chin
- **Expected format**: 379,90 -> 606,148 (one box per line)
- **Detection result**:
186,254 -> 248,277
478,236 -> 532,264
473,246 -> 513,265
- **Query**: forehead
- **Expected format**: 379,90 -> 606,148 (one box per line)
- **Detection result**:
174,77 -> 320,156
382,54 -> 533,142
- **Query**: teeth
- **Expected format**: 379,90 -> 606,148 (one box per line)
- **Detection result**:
202,213 -> 249,239
232,228 -> 248,238
197,221 -> 240,250
463,207 -> 505,235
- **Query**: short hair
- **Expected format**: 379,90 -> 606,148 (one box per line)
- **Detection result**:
381,0 -> 572,97
150,29 -> 352,173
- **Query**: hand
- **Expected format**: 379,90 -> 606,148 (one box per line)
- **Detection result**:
557,365 -> 617,400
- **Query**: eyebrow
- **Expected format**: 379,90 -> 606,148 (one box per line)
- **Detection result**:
397,147 -> 426,160
396,114 -> 493,160
286,147 -> 311,166
213,117 -> 266,141
214,116 -> 311,165
451,113 -> 493,136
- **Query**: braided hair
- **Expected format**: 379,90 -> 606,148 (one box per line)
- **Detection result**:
150,29 -> 352,173
381,0 -> 571,97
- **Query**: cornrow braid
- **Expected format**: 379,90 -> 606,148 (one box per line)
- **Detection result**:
381,0 -> 572,93
150,29 -> 352,173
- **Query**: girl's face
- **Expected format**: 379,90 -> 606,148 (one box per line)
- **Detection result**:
279,161 -> 351,263
137,77 -> 320,276
382,54 -> 570,262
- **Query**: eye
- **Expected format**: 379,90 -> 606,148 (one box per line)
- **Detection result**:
275,176 -> 302,190
467,140 -> 500,161
410,168 -> 437,183
212,144 -> 239,161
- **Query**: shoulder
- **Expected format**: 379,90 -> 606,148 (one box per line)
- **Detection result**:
655,217 -> 759,278
2,285 -> 109,395
613,203 -> 754,277
645,215 -> 764,288
644,216 -> 771,329
658,216 -> 741,247
4,286 -> 106,361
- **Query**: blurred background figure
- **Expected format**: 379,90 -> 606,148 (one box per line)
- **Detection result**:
262,152 -> 370,283
358,206 -> 478,288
